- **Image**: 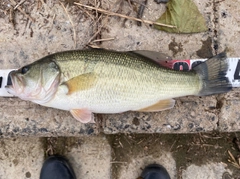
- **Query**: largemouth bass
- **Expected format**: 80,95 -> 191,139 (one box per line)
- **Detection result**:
5,49 -> 232,123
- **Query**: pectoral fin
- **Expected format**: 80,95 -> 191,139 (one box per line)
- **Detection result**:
70,109 -> 95,123
136,99 -> 175,112
65,73 -> 96,95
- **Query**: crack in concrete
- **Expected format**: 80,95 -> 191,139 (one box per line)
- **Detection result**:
215,95 -> 226,130
212,0 -> 223,55
212,0 -> 219,55
215,98 -> 221,129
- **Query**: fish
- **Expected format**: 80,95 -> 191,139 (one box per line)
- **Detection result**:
5,49 -> 232,123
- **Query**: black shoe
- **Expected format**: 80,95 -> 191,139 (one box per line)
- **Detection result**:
139,164 -> 171,179
40,155 -> 76,179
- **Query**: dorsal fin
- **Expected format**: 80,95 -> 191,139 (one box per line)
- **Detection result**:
131,50 -> 172,63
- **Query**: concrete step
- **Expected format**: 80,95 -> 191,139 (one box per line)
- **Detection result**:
0,136 -> 111,179
0,134 -> 239,179
0,90 -> 239,137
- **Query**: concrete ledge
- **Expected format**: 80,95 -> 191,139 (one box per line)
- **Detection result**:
1,91 -> 239,137
219,89 -> 240,132
102,95 -> 218,134
0,98 -> 97,137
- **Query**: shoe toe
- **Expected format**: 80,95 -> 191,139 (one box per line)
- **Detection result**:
140,164 -> 171,179
40,155 -> 76,179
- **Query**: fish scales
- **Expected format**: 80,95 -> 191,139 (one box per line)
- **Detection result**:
46,50 -> 200,113
55,50 -> 200,95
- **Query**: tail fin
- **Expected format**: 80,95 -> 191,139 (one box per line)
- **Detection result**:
193,52 -> 232,96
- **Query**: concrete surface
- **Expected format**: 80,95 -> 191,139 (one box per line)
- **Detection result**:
217,0 -> 240,132
0,136 -> 111,179
0,134 -> 237,179
0,137 -> 44,179
0,98 -> 97,137
0,0 -> 240,135
63,136 -> 111,179
117,153 -> 176,179
182,163 -> 231,179
102,96 -> 218,134
0,0 -> 240,179
101,0 -> 214,58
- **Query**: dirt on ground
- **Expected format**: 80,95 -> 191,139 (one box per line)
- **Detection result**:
109,132 -> 240,179
42,132 -> 240,179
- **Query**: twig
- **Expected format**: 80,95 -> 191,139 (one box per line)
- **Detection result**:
14,0 -> 26,10
137,139 -> 144,145
119,141 -> 123,148
76,5 -> 95,21
88,25 -> 103,44
9,7 -> 14,27
10,0 -> 35,22
170,140 -> 177,151
87,44 -> 101,48
201,134 -> 222,139
228,150 -> 238,165
191,143 -> 222,148
87,15 -> 105,44
60,2 -> 77,49
40,0 -> 45,4
74,2 -> 176,28
91,38 -> 115,43
227,150 -> 240,169
110,161 -> 127,163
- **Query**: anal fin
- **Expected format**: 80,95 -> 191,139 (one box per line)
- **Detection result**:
70,109 -> 95,123
136,99 -> 175,112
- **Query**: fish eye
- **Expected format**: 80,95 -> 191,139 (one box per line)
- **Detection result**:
21,66 -> 30,74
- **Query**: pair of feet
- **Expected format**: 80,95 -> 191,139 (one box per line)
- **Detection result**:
40,155 -> 171,179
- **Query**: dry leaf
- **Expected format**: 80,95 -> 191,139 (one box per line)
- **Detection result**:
154,0 -> 208,33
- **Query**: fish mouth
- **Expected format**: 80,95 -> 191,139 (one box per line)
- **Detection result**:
7,71 -> 12,86
5,70 -> 15,92
5,71 -> 23,95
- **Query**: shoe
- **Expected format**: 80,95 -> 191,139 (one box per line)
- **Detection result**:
139,164 -> 171,179
40,155 -> 76,179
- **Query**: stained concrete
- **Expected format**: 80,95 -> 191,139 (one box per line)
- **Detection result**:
218,0 -> 240,56
102,96 -> 218,134
0,98 -> 97,137
100,0 -> 214,58
182,163 -> 231,179
0,136 -> 111,179
0,134 -> 236,179
0,138 -> 44,179
63,136 -> 112,179
117,153 -> 176,179
217,0 -> 240,132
